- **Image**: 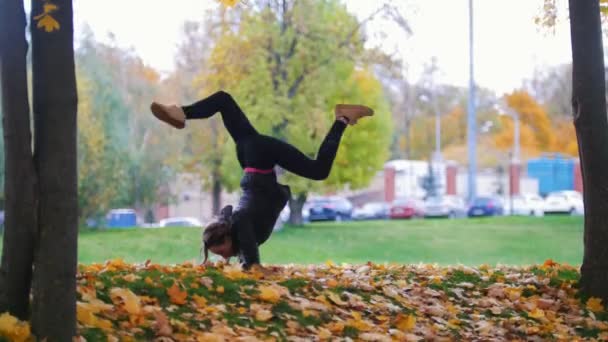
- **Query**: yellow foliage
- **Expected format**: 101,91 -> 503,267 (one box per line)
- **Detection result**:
218,0 -> 240,7
33,1 -> 60,32
505,91 -> 556,150
0,313 -> 31,342
493,116 -> 540,156
110,288 -> 142,315
167,283 -> 188,305
36,14 -> 60,32
258,285 -> 282,303
493,90 -> 578,157
552,119 -> 579,156
587,297 -> 604,313
77,302 -> 114,331
394,313 -> 416,332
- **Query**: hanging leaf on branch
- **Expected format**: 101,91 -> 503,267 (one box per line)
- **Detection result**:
217,0 -> 241,8
33,0 -> 60,32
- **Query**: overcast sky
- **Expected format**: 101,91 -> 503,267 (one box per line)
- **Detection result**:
72,0 -> 573,95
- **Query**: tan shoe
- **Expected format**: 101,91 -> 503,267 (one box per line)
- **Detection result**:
150,102 -> 186,129
335,104 -> 374,125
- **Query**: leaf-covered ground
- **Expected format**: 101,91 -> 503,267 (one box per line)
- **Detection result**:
1,259 -> 607,341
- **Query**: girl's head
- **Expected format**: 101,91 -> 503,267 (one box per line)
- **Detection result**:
202,205 -> 236,262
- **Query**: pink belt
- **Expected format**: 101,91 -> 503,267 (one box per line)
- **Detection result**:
244,167 -> 274,174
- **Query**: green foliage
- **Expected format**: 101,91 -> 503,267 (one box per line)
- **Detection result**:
189,0 -> 393,198
75,30 -> 178,224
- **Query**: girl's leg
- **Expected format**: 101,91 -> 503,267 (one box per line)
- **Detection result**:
182,91 -> 258,143
270,120 -> 347,180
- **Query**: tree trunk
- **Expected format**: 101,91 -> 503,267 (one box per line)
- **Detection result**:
212,171 -> 222,215
0,0 -> 37,320
288,193 -> 306,225
569,0 -> 608,302
30,0 -> 79,339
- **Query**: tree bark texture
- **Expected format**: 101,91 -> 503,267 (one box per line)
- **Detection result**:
0,0 -> 38,320
288,193 -> 306,225
30,0 -> 79,339
569,0 -> 608,302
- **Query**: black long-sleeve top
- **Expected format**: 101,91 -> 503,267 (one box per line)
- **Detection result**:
230,172 -> 290,268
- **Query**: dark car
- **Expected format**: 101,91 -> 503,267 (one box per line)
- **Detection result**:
308,196 -> 353,221
467,197 -> 504,217
389,198 -> 425,219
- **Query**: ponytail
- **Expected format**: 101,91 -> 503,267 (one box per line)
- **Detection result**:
201,205 -> 234,263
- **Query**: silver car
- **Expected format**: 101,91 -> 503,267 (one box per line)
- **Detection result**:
424,195 -> 467,218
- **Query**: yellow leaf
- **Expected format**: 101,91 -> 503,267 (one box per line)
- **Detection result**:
197,333 -> 226,342
43,3 -> 58,13
587,297 -> 604,313
123,274 -> 140,282
394,313 -> 416,332
255,309 -> 273,322
36,14 -> 60,32
223,264 -> 247,279
145,277 -> 154,285
193,295 -> 207,308
326,278 -> 339,288
0,312 -> 31,342
79,286 -> 97,302
326,292 -> 347,306
167,283 -> 188,305
318,327 -> 332,339
110,288 -> 141,315
216,286 -> 225,294
258,285 -> 281,303
76,303 -> 113,331
218,0 -> 239,7
327,321 -> 345,333
528,308 -> 545,319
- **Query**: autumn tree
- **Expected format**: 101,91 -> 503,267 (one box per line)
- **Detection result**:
200,0 -> 394,224
76,32 -> 177,223
0,0 -> 78,339
492,90 -> 555,156
175,1 -> 396,223
172,11 -> 245,216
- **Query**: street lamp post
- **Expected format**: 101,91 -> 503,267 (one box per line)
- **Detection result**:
496,104 -> 521,215
433,99 -> 442,162
466,0 -> 477,203
500,107 -> 521,163
419,94 -> 443,162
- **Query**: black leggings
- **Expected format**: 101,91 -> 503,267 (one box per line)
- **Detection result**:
182,91 -> 347,180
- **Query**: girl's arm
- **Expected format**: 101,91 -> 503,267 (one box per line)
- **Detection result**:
234,219 -> 260,269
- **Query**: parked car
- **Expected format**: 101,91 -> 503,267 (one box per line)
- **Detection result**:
389,198 -> 425,219
308,196 -> 353,221
423,195 -> 467,218
543,190 -> 584,215
505,193 -> 545,216
159,216 -> 203,227
352,202 -> 390,220
467,197 -> 504,217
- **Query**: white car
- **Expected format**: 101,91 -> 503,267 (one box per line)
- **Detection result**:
352,202 -> 390,220
159,216 -> 203,227
543,190 -> 584,215
505,193 -> 545,216
423,195 -> 467,218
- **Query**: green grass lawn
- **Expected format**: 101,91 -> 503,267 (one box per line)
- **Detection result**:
0,216 -> 583,266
